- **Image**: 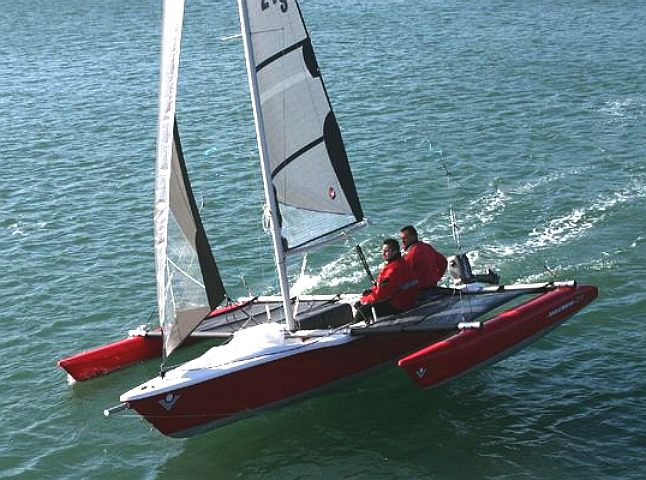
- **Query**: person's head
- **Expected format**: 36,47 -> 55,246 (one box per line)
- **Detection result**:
400,225 -> 418,249
382,238 -> 401,262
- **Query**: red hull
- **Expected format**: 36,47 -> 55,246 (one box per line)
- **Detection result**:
125,331 -> 447,437
58,335 -> 163,382
57,302 -> 247,381
397,284 -> 598,389
120,285 -> 596,438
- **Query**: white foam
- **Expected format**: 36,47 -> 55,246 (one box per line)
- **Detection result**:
527,208 -> 591,248
488,182 -> 646,259
290,273 -> 320,296
530,185 -> 646,249
600,99 -> 633,117
470,188 -> 510,225
9,222 -> 26,237
514,168 -> 581,194
290,247 -> 374,293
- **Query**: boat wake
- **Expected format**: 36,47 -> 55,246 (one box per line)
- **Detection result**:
485,181 -> 645,259
291,255 -> 368,295
293,174 -> 644,295
470,188 -> 511,226
599,97 -> 645,120
540,183 -> 643,242
6,220 -> 48,237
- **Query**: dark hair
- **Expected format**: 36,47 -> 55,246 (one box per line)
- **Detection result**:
383,238 -> 400,251
400,225 -> 418,237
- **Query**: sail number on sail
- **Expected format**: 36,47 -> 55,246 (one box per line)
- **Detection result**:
261,0 -> 288,13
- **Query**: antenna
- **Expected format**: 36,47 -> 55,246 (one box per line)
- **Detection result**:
439,152 -> 462,253
543,262 -> 558,280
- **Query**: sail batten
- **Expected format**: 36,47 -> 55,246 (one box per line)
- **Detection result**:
271,136 -> 324,179
256,39 -> 308,71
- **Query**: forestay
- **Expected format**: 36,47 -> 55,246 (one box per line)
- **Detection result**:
155,0 -> 225,360
238,0 -> 364,253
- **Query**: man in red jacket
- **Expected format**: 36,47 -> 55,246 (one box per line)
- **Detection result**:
355,238 -> 420,323
400,225 -> 447,289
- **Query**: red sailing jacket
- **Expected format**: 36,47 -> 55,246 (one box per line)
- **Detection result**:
360,257 -> 420,311
403,241 -> 448,289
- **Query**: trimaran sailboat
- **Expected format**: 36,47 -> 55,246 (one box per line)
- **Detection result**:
58,0 -> 597,438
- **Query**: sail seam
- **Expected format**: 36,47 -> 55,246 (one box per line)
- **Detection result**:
271,136 -> 324,178
285,219 -> 365,253
256,39 -> 308,72
167,257 -> 207,289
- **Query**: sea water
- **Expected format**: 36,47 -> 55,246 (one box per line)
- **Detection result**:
1,0 -> 644,478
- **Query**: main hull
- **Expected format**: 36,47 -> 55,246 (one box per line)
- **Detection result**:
122,330 -> 447,437
120,284 -> 597,437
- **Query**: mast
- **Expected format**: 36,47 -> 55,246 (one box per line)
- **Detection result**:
237,0 -> 296,330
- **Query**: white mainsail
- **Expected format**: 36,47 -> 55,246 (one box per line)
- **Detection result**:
155,0 -> 225,360
237,0 -> 365,253
238,0 -> 365,329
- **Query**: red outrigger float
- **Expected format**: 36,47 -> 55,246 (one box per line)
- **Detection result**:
58,302 -> 248,382
398,284 -> 599,389
58,335 -> 163,383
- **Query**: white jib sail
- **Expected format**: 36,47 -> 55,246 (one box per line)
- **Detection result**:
154,0 -> 187,359
155,1 -> 226,360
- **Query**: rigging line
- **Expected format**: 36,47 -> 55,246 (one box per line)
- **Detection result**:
355,244 -> 376,285
239,302 -> 285,330
450,208 -> 462,254
440,154 -> 462,253
543,262 -> 558,280
167,257 -> 206,289
440,154 -> 451,190
439,151 -> 478,321
220,33 -> 242,41
209,298 -> 264,332
286,220 -> 367,256
240,274 -> 255,297
143,304 -> 158,330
